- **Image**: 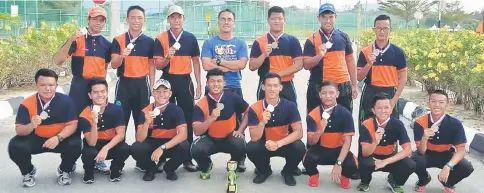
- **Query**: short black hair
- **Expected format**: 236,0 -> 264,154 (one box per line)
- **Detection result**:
374,14 -> 391,27
127,5 -> 145,17
268,6 -> 285,18
372,92 -> 391,108
318,80 -> 338,91
35,68 -> 58,83
429,89 -> 449,101
262,72 -> 281,84
87,78 -> 108,93
218,9 -> 236,20
206,69 -> 225,80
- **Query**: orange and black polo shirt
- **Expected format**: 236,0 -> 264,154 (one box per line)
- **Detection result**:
360,117 -> 411,156
153,30 -> 200,75
307,105 -> 354,148
413,114 -> 466,152
136,103 -> 187,139
111,33 -> 154,78
78,103 -> 125,141
67,34 -> 111,79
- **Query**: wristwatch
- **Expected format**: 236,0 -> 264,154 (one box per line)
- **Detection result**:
160,144 -> 167,150
216,57 -> 221,66
56,134 -> 64,142
336,160 -> 342,166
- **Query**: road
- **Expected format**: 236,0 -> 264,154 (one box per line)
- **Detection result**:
0,65 -> 483,193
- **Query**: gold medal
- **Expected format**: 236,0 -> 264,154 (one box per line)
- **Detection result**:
217,103 -> 224,110
271,42 -> 278,49
39,111 -> 49,120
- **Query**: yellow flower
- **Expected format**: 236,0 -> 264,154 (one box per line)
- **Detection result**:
457,42 -> 463,49
423,75 -> 429,80
429,72 -> 436,78
451,63 -> 456,68
428,62 -> 433,68
415,64 -> 421,71
5,25 -> 11,31
434,77 -> 440,81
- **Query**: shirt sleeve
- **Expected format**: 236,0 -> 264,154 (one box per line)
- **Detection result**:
247,108 -> 260,127
237,40 -> 249,59
303,38 -> 316,57
64,40 -> 77,56
343,32 -> 354,55
359,124 -> 373,145
104,41 -> 112,63
200,40 -> 214,59
306,115 -> 317,133
234,95 -> 249,114
153,38 -> 165,58
291,37 -> 303,59
396,48 -> 408,70
111,38 -> 121,55
413,120 -> 425,143
396,120 -> 411,145
192,105 -> 205,123
114,106 -> 125,127
137,111 -> 146,126
453,120 -> 467,147
343,110 -> 355,135
78,117 -> 91,133
357,51 -> 367,68
15,104 -> 31,125
250,40 -> 262,59
148,39 -> 154,59
191,35 -> 201,58
287,102 -> 301,124
175,106 -> 187,127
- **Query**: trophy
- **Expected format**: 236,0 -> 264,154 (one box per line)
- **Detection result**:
226,161 -> 238,193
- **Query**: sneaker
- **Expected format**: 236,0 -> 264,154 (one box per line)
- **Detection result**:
156,161 -> 165,173
340,176 -> 351,189
414,173 -> 431,192
71,163 -> 77,173
57,170 -> 72,186
184,161 -> 198,172
387,177 -> 404,193
22,166 -> 37,188
82,170 -> 95,184
351,172 -> 361,180
282,173 -> 296,186
200,162 -> 213,180
57,165 -> 74,176
443,187 -> 456,193
357,182 -> 370,192
109,169 -> 122,182
253,170 -> 272,184
293,167 -> 302,176
94,161 -> 110,175
143,171 -> 155,181
308,174 -> 319,187
301,168 -> 309,175
166,172 -> 178,181
135,162 -> 146,173
236,160 -> 246,173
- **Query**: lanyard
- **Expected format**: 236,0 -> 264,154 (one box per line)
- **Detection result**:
154,102 -> 169,110
372,40 -> 391,55
38,94 -> 55,111
170,29 -> 183,43
430,113 -> 446,126
268,32 -> 284,43
208,92 -> 224,104
128,30 -> 143,44
322,103 -> 337,112
319,28 -> 334,42
376,117 -> 391,128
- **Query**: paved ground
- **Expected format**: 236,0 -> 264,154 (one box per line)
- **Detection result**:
0,66 -> 483,193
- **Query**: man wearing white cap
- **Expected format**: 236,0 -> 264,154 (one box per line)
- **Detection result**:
131,79 -> 190,181
153,5 -> 201,172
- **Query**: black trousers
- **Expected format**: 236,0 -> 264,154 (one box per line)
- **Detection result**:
359,153 -> 416,186
358,84 -> 399,124
411,150 -> 474,187
162,74 -> 195,145
8,134 -> 81,175
257,80 -> 297,104
115,76 -> 150,134
190,134 -> 246,172
303,145 -> 358,177
246,139 -> 305,175
131,138 -> 190,173
69,76 -> 91,115
81,140 -> 130,173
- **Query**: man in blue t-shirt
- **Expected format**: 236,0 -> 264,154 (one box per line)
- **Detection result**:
201,8 -> 249,171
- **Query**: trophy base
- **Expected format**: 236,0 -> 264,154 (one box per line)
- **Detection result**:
226,183 -> 237,193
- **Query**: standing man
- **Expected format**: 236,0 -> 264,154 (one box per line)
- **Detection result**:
79,78 -> 130,183
8,69 -> 81,187
249,6 -> 303,103
357,14 -> 407,123
303,3 -> 358,113
412,90 -> 474,193
153,5 -> 200,172
200,9 -> 249,169
54,6 -> 111,174
111,5 -> 155,134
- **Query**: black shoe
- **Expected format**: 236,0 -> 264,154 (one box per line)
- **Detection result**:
282,173 -> 296,186
82,170 -> 95,184
236,160 -> 246,173
143,171 -> 156,181
166,172 -> 178,181
253,170 -> 272,184
109,169 -> 122,182
293,167 -> 302,176
301,168 -> 309,175
351,172 -> 361,180
135,162 -> 146,173
183,161 -> 198,172
156,161 -> 165,173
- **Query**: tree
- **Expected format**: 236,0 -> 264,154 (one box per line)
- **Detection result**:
38,2 -> 80,13
343,1 -> 363,12
377,0 -> 437,28
441,1 -> 468,28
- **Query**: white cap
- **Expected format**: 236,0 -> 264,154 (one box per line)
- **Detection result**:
153,79 -> 171,90
167,5 -> 184,17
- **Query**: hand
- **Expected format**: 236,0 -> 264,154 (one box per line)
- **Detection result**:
30,115 -> 42,128
438,166 -> 451,183
91,111 -> 99,124
319,118 -> 328,133
423,129 -> 436,140
331,165 -> 342,183
233,130 -> 244,138
261,111 -> 271,124
368,54 -> 376,64
95,147 -> 109,162
374,159 -> 387,170
69,31 -> 83,42
151,147 -> 164,162
122,48 -> 132,57
42,136 -> 60,149
318,44 -> 327,56
352,86 -> 358,99
265,140 -> 279,151
210,108 -> 221,120
263,44 -> 272,57
144,112 -> 154,125
194,84 -> 202,100
166,47 -> 176,59
375,131 -> 384,144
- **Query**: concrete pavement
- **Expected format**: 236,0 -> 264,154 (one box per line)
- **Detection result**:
0,68 -> 483,193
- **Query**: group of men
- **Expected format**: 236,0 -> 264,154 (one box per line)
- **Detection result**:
7,3 -> 474,193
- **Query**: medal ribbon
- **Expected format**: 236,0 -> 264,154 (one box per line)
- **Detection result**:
372,40 -> 391,55
322,103 -> 337,112
319,28 -> 334,43
208,92 -> 224,104
430,113 -> 446,126
169,29 -> 184,43
153,102 -> 169,110
268,32 -> 284,43
376,117 -> 391,128
38,93 -> 55,111
128,30 -> 143,44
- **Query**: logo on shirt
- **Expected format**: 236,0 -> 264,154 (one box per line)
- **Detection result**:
215,44 -> 237,61
115,100 -> 121,106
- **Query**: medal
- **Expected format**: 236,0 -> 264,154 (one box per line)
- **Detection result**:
377,127 -> 385,133
173,42 -> 181,50
266,104 -> 275,113
268,32 -> 283,49
80,28 -> 88,35
127,30 -> 143,50
271,42 -> 278,49
208,92 -> 224,110
152,108 -> 161,116
39,111 -> 49,120
322,111 -> 330,120
263,98 -> 279,113
430,124 -> 439,132
321,103 -> 336,119
127,43 -> 134,50
217,103 -> 224,110
92,105 -> 101,114
372,49 -> 380,56
325,42 -> 333,49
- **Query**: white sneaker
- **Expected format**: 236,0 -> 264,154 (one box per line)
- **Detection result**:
22,166 -> 37,188
57,167 -> 72,186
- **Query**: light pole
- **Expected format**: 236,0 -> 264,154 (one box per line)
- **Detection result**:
414,11 -> 423,29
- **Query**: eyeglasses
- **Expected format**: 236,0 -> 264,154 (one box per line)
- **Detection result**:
373,27 -> 391,32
